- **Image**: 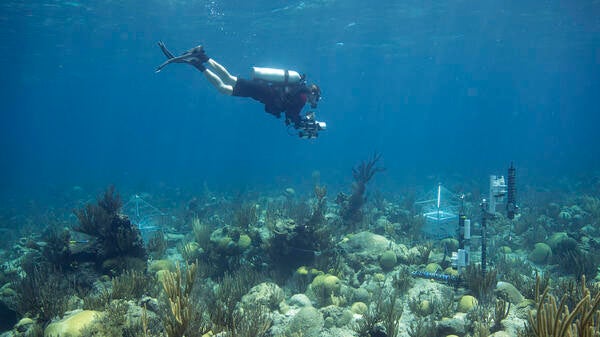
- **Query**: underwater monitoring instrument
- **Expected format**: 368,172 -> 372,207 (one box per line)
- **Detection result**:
487,163 -> 519,217
297,111 -> 327,139
451,195 -> 471,273
122,194 -> 170,243
411,270 -> 461,285
488,174 -> 508,214
251,67 -> 303,84
447,163 -> 519,278
416,183 -> 460,238
506,162 -> 518,220
418,164 -> 520,283
480,163 -> 519,276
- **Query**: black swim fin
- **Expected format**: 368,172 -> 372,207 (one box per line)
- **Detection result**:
158,41 -> 175,59
155,41 -> 177,73
155,42 -> 208,73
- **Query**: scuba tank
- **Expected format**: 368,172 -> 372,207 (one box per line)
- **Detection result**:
251,67 -> 302,84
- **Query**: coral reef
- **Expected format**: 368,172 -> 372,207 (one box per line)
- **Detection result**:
231,201 -> 259,231
528,275 -> 600,337
13,264 -> 73,323
492,298 -> 511,332
285,306 -> 324,337
160,261 -> 203,337
83,269 -> 155,310
354,285 -> 403,337
73,186 -> 147,273
3,168 -> 600,337
146,231 -> 167,260
337,153 -> 385,229
41,227 -> 73,270
306,184 -> 328,228
44,309 -> 102,337
551,238 -> 600,279
407,317 -> 436,337
463,264 -> 498,304
266,184 -> 335,274
206,267 -> 264,333
309,273 -> 343,307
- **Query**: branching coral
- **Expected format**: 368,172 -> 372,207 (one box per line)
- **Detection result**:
337,153 -> 385,228
192,217 -> 212,249
73,186 -> 146,272
407,317 -> 436,337
495,254 -> 539,298
14,264 -> 72,322
412,242 -> 433,265
580,196 -> 600,226
266,184 -> 336,273
147,231 -> 167,259
161,261 -> 200,337
553,245 -> 600,279
41,226 -> 72,269
492,299 -> 511,332
306,184 -> 327,228
233,202 -> 258,231
354,286 -> 403,337
207,268 -> 261,332
464,264 -> 498,304
230,305 -> 272,337
529,275 -> 600,337
83,269 -> 155,310
353,152 -> 386,186
391,266 -> 414,296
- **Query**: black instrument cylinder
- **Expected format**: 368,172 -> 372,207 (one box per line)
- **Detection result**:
507,163 -> 517,219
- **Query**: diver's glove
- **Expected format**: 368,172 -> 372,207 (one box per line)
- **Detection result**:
155,41 -> 209,73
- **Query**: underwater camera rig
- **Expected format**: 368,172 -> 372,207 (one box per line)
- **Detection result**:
297,111 -> 327,139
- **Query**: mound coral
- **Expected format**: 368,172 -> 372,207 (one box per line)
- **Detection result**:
310,273 -> 342,306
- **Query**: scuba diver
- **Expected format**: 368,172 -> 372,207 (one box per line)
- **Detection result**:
155,42 -> 326,138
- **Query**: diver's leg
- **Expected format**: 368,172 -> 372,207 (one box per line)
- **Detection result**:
203,68 -> 234,95
206,59 -> 238,86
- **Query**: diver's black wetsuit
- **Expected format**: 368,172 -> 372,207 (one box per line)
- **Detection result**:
232,79 -> 310,126
154,42 -> 317,128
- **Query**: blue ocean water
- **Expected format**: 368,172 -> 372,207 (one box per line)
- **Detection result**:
0,0 -> 599,199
